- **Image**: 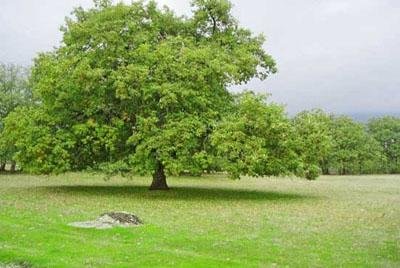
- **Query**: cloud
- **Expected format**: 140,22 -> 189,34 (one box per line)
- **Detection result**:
0,0 -> 399,116
321,1 -> 352,15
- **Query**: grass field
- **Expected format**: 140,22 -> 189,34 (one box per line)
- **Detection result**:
0,173 -> 399,267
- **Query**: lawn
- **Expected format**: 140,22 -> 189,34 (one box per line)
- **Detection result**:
0,173 -> 399,267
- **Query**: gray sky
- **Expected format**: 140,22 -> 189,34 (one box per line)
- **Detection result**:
1,0 -> 399,115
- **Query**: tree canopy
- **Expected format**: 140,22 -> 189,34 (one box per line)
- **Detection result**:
368,116 -> 400,173
211,92 -> 298,180
326,116 -> 383,175
0,63 -> 32,171
0,63 -> 31,128
292,110 -> 333,180
6,0 -> 276,189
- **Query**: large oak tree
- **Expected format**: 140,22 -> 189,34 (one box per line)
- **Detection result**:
12,0 -> 276,189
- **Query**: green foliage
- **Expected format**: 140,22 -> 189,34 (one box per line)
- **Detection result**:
211,92 -> 298,179
2,106 -> 132,174
0,63 -> 31,122
327,116 -> 383,175
368,116 -> 400,173
292,110 -> 333,180
290,111 -> 390,177
0,63 -> 32,167
1,107 -> 72,174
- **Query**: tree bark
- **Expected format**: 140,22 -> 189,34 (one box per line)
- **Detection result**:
149,160 -> 169,191
0,163 -> 5,172
10,161 -> 16,172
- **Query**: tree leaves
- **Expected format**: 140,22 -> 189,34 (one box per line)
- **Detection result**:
211,92 -> 297,179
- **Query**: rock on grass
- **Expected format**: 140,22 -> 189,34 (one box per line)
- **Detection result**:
68,212 -> 142,229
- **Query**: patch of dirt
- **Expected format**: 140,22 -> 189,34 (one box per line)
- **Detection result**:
68,212 -> 142,229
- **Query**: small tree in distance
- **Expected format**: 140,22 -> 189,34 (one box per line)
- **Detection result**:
211,92 -> 299,180
368,117 -> 400,173
327,116 -> 383,175
0,63 -> 32,172
292,110 -> 333,180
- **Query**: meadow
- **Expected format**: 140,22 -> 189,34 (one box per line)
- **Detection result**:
0,173 -> 399,267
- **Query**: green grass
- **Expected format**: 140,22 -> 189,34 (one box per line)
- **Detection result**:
0,173 -> 399,267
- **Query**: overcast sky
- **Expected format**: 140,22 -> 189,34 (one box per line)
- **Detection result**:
1,0 -> 399,115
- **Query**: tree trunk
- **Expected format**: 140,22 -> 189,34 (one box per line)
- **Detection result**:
149,161 -> 169,191
10,161 -> 16,172
0,163 -> 5,172
320,161 -> 329,175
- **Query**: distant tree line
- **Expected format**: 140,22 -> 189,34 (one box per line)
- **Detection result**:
1,61 -> 399,181
0,0 -> 399,189
292,110 -> 400,178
